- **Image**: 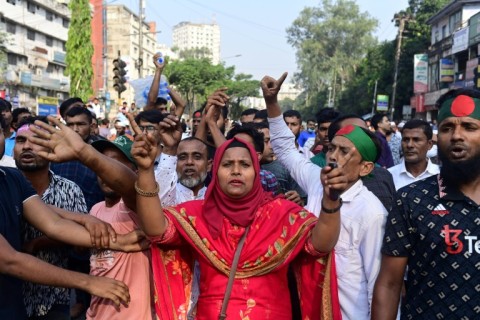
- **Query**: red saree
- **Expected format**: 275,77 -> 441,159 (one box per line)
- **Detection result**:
151,197 -> 341,320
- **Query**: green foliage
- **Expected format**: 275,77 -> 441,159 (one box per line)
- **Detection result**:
65,0 -> 94,100
0,31 -> 8,79
389,0 -> 451,119
165,58 -> 257,118
287,0 -> 378,114
178,47 -> 212,60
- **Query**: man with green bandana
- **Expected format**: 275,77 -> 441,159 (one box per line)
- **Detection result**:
373,88 -> 480,319
263,72 -> 389,320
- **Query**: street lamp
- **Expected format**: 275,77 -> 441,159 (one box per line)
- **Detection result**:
223,54 -> 242,60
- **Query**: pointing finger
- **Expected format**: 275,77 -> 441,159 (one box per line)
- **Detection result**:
126,113 -> 142,136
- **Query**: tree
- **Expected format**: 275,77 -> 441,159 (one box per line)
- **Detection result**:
286,0 -> 378,113
390,0 -> 450,119
65,0 -> 94,100
164,58 -> 260,119
225,73 -> 259,120
0,31 -> 8,81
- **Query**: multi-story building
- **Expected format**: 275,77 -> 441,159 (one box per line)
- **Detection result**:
419,0 -> 480,120
172,21 -> 221,65
0,0 -> 71,110
104,4 -> 158,105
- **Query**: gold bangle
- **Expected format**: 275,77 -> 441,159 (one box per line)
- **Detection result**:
134,181 -> 159,197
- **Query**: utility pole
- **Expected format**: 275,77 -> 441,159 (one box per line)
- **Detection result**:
390,13 -> 410,119
371,79 -> 378,116
138,0 -> 145,78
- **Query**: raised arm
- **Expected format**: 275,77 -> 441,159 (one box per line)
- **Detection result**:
29,116 -> 137,211
308,148 -> 356,252
145,52 -> 166,111
128,114 -> 168,237
261,72 -> 287,118
0,234 -> 130,308
205,91 -> 229,147
168,86 -> 186,117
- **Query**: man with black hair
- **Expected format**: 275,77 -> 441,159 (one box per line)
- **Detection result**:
283,109 -> 302,148
135,110 -> 165,169
371,113 -> 394,168
0,98 -> 16,157
326,114 -> 396,211
253,109 -> 268,123
264,73 -> 388,319
308,107 -> 340,165
14,116 -> 89,319
190,109 -> 203,137
373,88 -> 480,319
240,108 -> 258,124
11,107 -> 31,131
59,97 -> 84,120
387,119 -> 439,190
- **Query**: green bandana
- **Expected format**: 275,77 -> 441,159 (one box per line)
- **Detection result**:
335,124 -> 377,162
437,95 -> 480,124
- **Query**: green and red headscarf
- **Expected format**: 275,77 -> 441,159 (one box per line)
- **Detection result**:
437,94 -> 480,124
334,124 -> 378,162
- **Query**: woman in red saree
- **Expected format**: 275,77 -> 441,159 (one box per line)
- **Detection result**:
132,131 -> 348,319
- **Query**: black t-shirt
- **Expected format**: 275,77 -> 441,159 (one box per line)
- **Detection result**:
0,166 -> 37,319
382,174 -> 480,319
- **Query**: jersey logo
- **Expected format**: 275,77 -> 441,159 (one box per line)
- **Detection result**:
441,225 -> 463,254
432,204 -> 449,215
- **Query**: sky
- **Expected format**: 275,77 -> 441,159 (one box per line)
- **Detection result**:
117,0 -> 410,81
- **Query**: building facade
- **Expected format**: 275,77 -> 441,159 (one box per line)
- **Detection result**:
419,0 -> 480,120
104,4 -> 157,105
172,21 -> 221,65
0,0 -> 71,110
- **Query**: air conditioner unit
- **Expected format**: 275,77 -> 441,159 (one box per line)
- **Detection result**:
56,93 -> 62,98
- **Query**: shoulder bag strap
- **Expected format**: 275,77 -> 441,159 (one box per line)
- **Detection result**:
218,226 -> 250,320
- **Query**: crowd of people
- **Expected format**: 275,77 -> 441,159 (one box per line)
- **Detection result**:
1,54 -> 480,320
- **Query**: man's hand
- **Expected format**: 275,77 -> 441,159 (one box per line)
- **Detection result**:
205,87 -> 229,118
28,115 -> 88,162
84,276 -> 130,310
81,215 -> 117,249
128,113 -> 158,171
285,190 -> 304,206
112,229 -> 150,253
320,148 -> 356,199
153,52 -> 166,70
261,72 -> 288,103
158,106 -> 182,150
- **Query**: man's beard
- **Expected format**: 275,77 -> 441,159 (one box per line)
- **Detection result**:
15,160 -> 48,172
179,171 -> 207,189
438,148 -> 480,188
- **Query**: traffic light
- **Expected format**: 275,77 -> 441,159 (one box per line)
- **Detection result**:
474,65 -> 480,89
113,58 -> 127,95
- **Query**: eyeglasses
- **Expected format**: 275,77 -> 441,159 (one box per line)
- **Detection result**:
138,125 -> 157,133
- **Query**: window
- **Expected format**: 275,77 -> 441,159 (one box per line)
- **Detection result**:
6,0 -> 16,4
27,2 -> 36,14
449,11 -> 461,33
62,18 -> 69,28
46,11 -> 53,21
442,25 -> 447,39
46,36 -> 53,47
62,41 -> 66,52
6,22 -> 16,34
46,63 -> 54,74
27,29 -> 35,40
7,53 -> 17,66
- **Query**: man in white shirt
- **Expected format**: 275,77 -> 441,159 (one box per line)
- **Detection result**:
388,119 -> 439,190
262,72 -> 388,320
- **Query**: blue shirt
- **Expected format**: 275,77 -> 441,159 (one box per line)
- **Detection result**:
297,130 -> 316,148
4,131 -> 16,157
0,166 -> 37,319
